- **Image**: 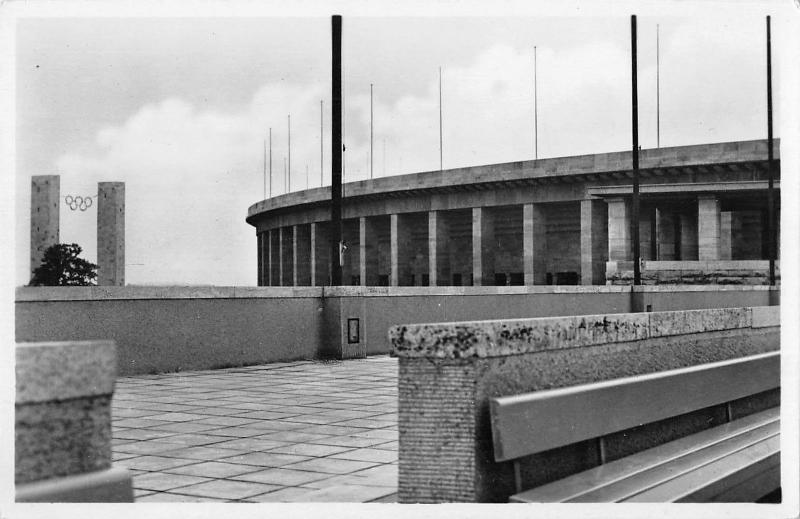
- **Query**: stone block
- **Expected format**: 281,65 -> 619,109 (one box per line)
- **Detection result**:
15,340 -> 132,502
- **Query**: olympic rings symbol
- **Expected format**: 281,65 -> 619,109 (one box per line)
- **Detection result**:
64,195 -> 93,212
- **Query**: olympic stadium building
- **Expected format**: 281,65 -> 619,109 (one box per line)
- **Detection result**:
246,139 -> 780,287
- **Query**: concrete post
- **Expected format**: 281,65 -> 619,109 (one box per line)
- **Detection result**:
472,207 -> 495,286
606,197 -> 631,261
268,231 -> 272,287
280,226 -> 295,286
655,209 -> 677,261
359,217 -> 380,286
269,230 -> 279,286
97,182 -> 125,286
720,211 -> 732,260
391,214 -> 413,286
680,213 -> 699,261
428,211 -> 450,286
294,224 -> 311,286
580,199 -> 608,285
30,175 -> 60,279
522,203 -> 547,285
311,222 -> 331,286
698,196 -> 721,261
257,233 -> 263,286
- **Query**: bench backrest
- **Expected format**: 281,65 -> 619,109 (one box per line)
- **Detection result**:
490,351 -> 780,462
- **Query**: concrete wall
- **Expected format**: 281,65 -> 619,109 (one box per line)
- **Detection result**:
390,306 -> 780,503
16,287 -> 325,376
16,285 -> 779,375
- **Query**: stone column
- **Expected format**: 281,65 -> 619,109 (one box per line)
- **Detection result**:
97,182 -> 125,286
680,213 -> 699,261
656,209 -> 676,261
606,197 -> 631,261
522,203 -> 547,285
30,175 -> 60,279
257,233 -> 264,286
580,199 -> 608,285
269,230 -> 280,286
698,196 -> 721,261
391,214 -> 413,286
280,226 -> 295,286
360,217 -> 380,286
472,207 -> 495,286
294,224 -> 311,286
311,222 -> 331,286
428,211 -> 450,286
720,211 -> 732,260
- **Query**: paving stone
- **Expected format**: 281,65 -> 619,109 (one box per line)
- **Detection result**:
116,455 -> 199,472
265,443 -> 353,457
290,484 -> 396,502
328,448 -> 397,463
157,446 -> 248,460
113,428 -> 178,441
164,460 -> 265,478
133,472 -> 213,491
115,440 -> 188,455
218,451 -> 313,467
175,479 -> 282,499
244,486 -> 322,502
285,458 -> 379,475
210,438 -> 289,451
135,492 -> 229,502
232,468 -> 331,486
148,422 -> 228,434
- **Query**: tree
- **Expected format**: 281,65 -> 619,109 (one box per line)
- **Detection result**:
29,243 -> 98,286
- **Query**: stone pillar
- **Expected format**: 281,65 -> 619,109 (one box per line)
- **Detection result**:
294,224 -> 311,286
280,226 -> 295,286
428,211 -> 450,286
522,203 -> 547,285
680,213 -> 699,261
311,222 -> 331,286
472,207 -> 495,286
656,209 -> 677,261
268,231 -> 270,287
257,233 -> 264,286
720,211 -> 732,260
269,230 -> 280,286
606,197 -> 631,261
391,214 -> 413,286
15,340 -> 133,502
580,199 -> 608,285
359,217 -> 380,286
30,175 -> 60,279
698,196 -> 721,261
97,182 -> 125,286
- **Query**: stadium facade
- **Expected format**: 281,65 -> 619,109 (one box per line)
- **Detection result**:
246,139 -> 780,287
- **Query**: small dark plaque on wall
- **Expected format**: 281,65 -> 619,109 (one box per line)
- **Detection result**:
347,318 -> 360,344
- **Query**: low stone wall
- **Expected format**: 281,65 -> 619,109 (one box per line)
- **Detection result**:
16,285 -> 779,375
607,260 -> 780,285
16,340 -> 133,502
389,306 -> 780,503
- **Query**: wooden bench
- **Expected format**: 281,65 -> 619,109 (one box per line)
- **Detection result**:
489,351 -> 780,502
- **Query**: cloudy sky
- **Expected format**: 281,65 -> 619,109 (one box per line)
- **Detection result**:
10,1 -> 796,286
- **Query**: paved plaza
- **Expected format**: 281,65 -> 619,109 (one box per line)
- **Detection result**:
111,355 -> 398,502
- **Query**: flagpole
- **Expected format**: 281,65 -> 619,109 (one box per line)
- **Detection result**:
263,139 -> 266,199
287,114 -> 291,192
370,83 -> 374,179
320,99 -> 324,187
656,24 -> 660,148
534,46 -> 538,160
439,66 -> 443,171
269,128 -> 272,198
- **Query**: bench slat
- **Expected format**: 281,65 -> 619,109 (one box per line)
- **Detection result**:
574,418 -> 779,502
510,407 -> 779,502
625,434 -> 780,502
491,352 -> 779,462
